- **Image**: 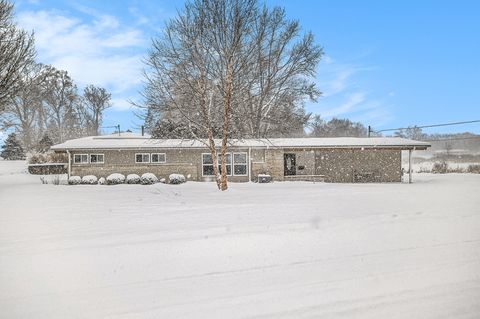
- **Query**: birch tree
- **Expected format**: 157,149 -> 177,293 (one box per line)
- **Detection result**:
142,0 -> 322,190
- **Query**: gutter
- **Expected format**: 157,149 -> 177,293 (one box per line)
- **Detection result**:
51,144 -> 431,151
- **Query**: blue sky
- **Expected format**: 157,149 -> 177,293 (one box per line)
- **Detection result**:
11,0 -> 480,136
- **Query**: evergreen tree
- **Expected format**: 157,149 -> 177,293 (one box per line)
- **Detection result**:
1,132 -> 25,160
36,133 -> 53,153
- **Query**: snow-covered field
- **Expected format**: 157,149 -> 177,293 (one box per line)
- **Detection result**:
1,161 -> 480,318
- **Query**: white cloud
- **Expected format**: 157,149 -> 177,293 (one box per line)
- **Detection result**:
309,55 -> 393,126
16,9 -> 147,103
320,92 -> 367,118
110,98 -> 134,112
128,7 -> 150,25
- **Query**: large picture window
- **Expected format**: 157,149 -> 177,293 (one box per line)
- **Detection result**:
135,153 -> 150,163
151,153 -> 166,163
202,153 -> 232,176
73,154 -> 88,164
90,154 -> 104,164
233,153 -> 247,176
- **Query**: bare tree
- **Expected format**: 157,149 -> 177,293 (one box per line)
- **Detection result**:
309,116 -> 368,137
0,0 -> 35,112
142,0 -> 322,190
394,126 -> 425,140
144,0 -> 257,190
0,63 -> 48,149
83,84 -> 112,135
236,6 -> 322,138
41,67 -> 81,143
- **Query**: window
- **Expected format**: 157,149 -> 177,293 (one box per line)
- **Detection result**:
233,152 -> 247,176
135,153 -> 150,163
151,153 -> 166,163
202,153 -> 214,176
73,154 -> 88,164
90,154 -> 104,164
220,153 -> 232,176
202,153 -> 232,176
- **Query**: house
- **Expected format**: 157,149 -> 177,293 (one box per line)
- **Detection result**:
51,133 -> 430,183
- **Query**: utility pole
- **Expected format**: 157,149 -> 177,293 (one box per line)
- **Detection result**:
368,125 -> 372,137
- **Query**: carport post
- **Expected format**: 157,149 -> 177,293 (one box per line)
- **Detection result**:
67,150 -> 71,178
408,149 -> 412,184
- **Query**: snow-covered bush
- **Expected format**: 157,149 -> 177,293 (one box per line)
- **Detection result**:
159,178 -> 166,184
432,162 -> 448,174
169,173 -> 186,184
468,164 -> 480,174
47,152 -> 68,163
28,153 -> 47,164
141,173 -> 158,185
28,152 -> 68,164
40,175 -> 63,185
68,176 -> 82,185
106,173 -> 126,185
126,174 -> 141,184
81,175 -> 98,185
98,177 -> 106,185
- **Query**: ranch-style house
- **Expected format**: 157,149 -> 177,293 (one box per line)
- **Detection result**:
51,133 -> 430,183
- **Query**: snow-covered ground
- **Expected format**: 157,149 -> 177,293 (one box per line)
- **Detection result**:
1,161 -> 480,318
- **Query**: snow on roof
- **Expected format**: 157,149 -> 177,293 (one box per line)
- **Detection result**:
51,133 -> 430,151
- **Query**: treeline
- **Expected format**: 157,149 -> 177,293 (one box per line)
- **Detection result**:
0,0 -> 112,153
149,114 -> 371,139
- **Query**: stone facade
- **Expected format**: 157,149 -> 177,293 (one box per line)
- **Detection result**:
68,146 -> 403,183
70,148 -> 251,182
315,148 -> 402,183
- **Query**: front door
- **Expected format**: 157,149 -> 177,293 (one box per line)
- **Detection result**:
284,153 -> 296,176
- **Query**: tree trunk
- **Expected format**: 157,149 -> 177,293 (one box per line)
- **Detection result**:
219,64 -> 234,191
207,129 -> 221,190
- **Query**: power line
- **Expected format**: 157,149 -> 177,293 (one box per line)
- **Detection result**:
372,119 -> 480,133
368,119 -> 480,137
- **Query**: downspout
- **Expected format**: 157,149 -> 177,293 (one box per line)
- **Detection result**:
66,150 -> 71,178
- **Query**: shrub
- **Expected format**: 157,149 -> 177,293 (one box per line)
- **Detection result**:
169,173 -> 186,184
431,162 -> 448,174
68,176 -> 82,185
159,178 -> 166,184
40,175 -> 63,185
82,175 -> 98,185
47,152 -> 68,163
446,166 -> 465,173
126,174 -> 141,184
141,173 -> 158,185
98,177 -> 106,185
28,153 -> 47,164
106,173 -> 126,185
467,164 -> 480,174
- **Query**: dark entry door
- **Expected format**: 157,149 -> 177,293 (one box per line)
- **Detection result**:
284,153 -> 296,176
